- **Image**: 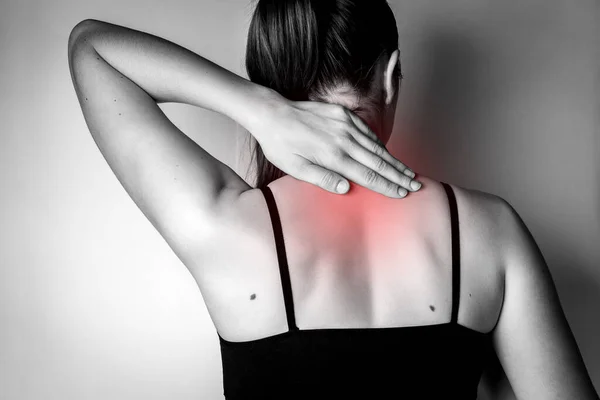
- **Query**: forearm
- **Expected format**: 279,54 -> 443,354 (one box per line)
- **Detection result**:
68,19 -> 278,132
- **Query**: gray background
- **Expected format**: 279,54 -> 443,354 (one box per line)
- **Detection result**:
0,0 -> 598,399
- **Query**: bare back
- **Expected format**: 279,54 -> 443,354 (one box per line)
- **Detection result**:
185,174 -> 505,343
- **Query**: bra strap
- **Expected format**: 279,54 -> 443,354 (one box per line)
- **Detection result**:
261,186 -> 298,332
441,182 -> 461,324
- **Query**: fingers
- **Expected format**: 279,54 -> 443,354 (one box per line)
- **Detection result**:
344,137 -> 421,196
348,130 -> 419,186
345,111 -> 416,179
290,102 -> 420,198
334,154 -> 412,198
345,111 -> 381,144
297,162 -> 350,194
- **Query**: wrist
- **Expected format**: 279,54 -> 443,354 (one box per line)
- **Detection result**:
240,83 -> 289,140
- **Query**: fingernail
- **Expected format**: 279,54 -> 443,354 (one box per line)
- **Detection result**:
336,181 -> 349,193
410,180 -> 422,191
398,188 -> 408,197
406,169 -> 415,178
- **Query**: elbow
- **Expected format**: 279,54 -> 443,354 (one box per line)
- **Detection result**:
69,19 -> 96,44
68,19 -> 103,55
68,19 -> 101,79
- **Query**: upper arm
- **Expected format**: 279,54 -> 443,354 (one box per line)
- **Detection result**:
68,20 -> 251,265
492,199 -> 599,399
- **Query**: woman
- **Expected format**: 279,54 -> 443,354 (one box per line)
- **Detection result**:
68,1 -> 598,399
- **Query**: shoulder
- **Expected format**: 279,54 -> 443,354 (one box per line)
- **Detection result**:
416,175 -> 509,229
442,179 -> 514,276
450,182 -> 538,271
429,179 -> 512,332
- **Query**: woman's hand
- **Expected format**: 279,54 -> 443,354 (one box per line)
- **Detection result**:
248,90 -> 421,198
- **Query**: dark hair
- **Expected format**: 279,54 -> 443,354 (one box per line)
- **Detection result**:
243,0 -> 401,189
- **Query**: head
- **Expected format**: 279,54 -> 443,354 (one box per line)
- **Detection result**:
244,0 -> 402,188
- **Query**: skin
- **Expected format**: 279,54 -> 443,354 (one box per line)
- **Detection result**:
308,48 -> 401,147
68,18 -> 599,400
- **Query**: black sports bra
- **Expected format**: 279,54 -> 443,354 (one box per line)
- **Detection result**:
217,182 -> 493,399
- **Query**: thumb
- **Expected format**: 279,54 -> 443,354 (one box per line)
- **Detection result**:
297,163 -> 350,194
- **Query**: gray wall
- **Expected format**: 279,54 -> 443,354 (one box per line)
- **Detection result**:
0,0 -> 597,399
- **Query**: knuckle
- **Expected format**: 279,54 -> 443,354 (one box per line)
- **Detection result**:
320,172 -> 339,191
332,104 -> 346,117
291,157 -> 307,170
363,130 -> 377,141
340,107 -> 352,121
346,139 -> 359,155
400,175 -> 412,187
385,181 -> 397,194
337,134 -> 354,148
393,159 -> 406,169
380,178 -> 396,193
374,157 -> 387,172
364,168 -> 379,185
371,143 -> 385,157
330,146 -> 346,161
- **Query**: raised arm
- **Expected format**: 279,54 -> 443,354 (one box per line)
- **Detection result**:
68,18 -> 256,267
492,199 -> 599,399
68,19 -> 420,197
67,18 -> 420,262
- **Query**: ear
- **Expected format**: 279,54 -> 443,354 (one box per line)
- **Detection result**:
384,48 -> 400,105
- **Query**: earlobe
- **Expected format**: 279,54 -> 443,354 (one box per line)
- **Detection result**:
384,49 -> 400,105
